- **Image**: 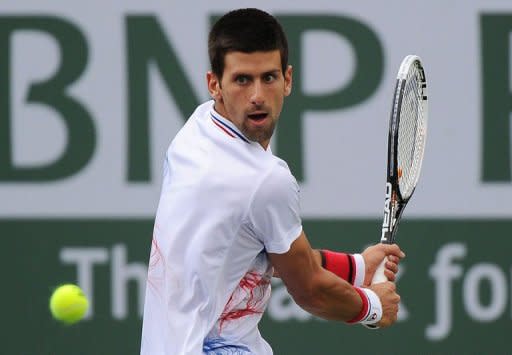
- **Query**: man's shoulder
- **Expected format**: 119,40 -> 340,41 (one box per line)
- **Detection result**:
252,158 -> 298,200
261,153 -> 295,180
173,101 -> 213,136
167,101 -> 214,151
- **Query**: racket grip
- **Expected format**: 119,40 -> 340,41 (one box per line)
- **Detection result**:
371,257 -> 388,284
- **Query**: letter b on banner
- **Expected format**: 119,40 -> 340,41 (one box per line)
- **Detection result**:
0,17 -> 95,181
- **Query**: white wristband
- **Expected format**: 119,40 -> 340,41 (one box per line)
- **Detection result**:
360,288 -> 382,326
352,253 -> 365,287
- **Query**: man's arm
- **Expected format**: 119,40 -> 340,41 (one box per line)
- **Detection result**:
313,244 -> 405,285
268,230 -> 401,327
274,244 -> 403,285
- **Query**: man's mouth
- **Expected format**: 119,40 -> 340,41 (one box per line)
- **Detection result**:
247,112 -> 268,121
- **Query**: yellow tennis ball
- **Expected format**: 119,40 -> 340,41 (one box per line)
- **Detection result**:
49,284 -> 89,324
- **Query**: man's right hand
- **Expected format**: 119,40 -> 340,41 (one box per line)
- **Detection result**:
368,281 -> 400,328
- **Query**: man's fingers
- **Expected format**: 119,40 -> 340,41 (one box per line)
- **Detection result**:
385,260 -> 399,273
381,243 -> 406,258
387,255 -> 399,264
383,257 -> 400,281
384,269 -> 396,281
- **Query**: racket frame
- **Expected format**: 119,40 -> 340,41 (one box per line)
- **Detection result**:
380,55 -> 427,245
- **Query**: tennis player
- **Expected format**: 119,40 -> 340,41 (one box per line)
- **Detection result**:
140,8 -> 405,354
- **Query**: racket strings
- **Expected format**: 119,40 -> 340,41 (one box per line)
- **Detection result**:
397,64 -> 427,199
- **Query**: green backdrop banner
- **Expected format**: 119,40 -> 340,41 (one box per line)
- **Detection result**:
4,219 -> 511,354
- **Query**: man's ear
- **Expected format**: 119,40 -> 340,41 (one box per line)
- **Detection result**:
207,71 -> 222,100
284,65 -> 293,97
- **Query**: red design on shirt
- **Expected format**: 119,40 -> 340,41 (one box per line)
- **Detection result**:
218,271 -> 270,331
147,234 -> 165,292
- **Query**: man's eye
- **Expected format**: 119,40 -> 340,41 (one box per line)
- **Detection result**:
235,76 -> 249,84
264,74 -> 277,83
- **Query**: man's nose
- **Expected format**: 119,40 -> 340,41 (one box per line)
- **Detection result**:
250,81 -> 265,105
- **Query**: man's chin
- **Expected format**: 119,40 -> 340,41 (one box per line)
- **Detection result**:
244,130 -> 273,145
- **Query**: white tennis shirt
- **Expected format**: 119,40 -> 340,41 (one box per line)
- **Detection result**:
141,101 -> 303,354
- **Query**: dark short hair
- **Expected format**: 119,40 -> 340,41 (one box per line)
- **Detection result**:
208,8 -> 289,78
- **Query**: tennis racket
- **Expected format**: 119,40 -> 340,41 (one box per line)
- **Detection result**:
371,55 -> 428,284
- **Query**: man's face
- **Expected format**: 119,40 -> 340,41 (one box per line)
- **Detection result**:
207,50 -> 292,149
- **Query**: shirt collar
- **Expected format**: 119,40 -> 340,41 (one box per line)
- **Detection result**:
209,105 -> 251,144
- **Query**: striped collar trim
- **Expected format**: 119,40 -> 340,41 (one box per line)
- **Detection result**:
210,111 -> 250,143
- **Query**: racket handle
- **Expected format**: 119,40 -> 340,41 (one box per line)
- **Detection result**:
371,257 -> 388,284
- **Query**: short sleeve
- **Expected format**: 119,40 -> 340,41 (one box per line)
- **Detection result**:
247,161 -> 303,254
